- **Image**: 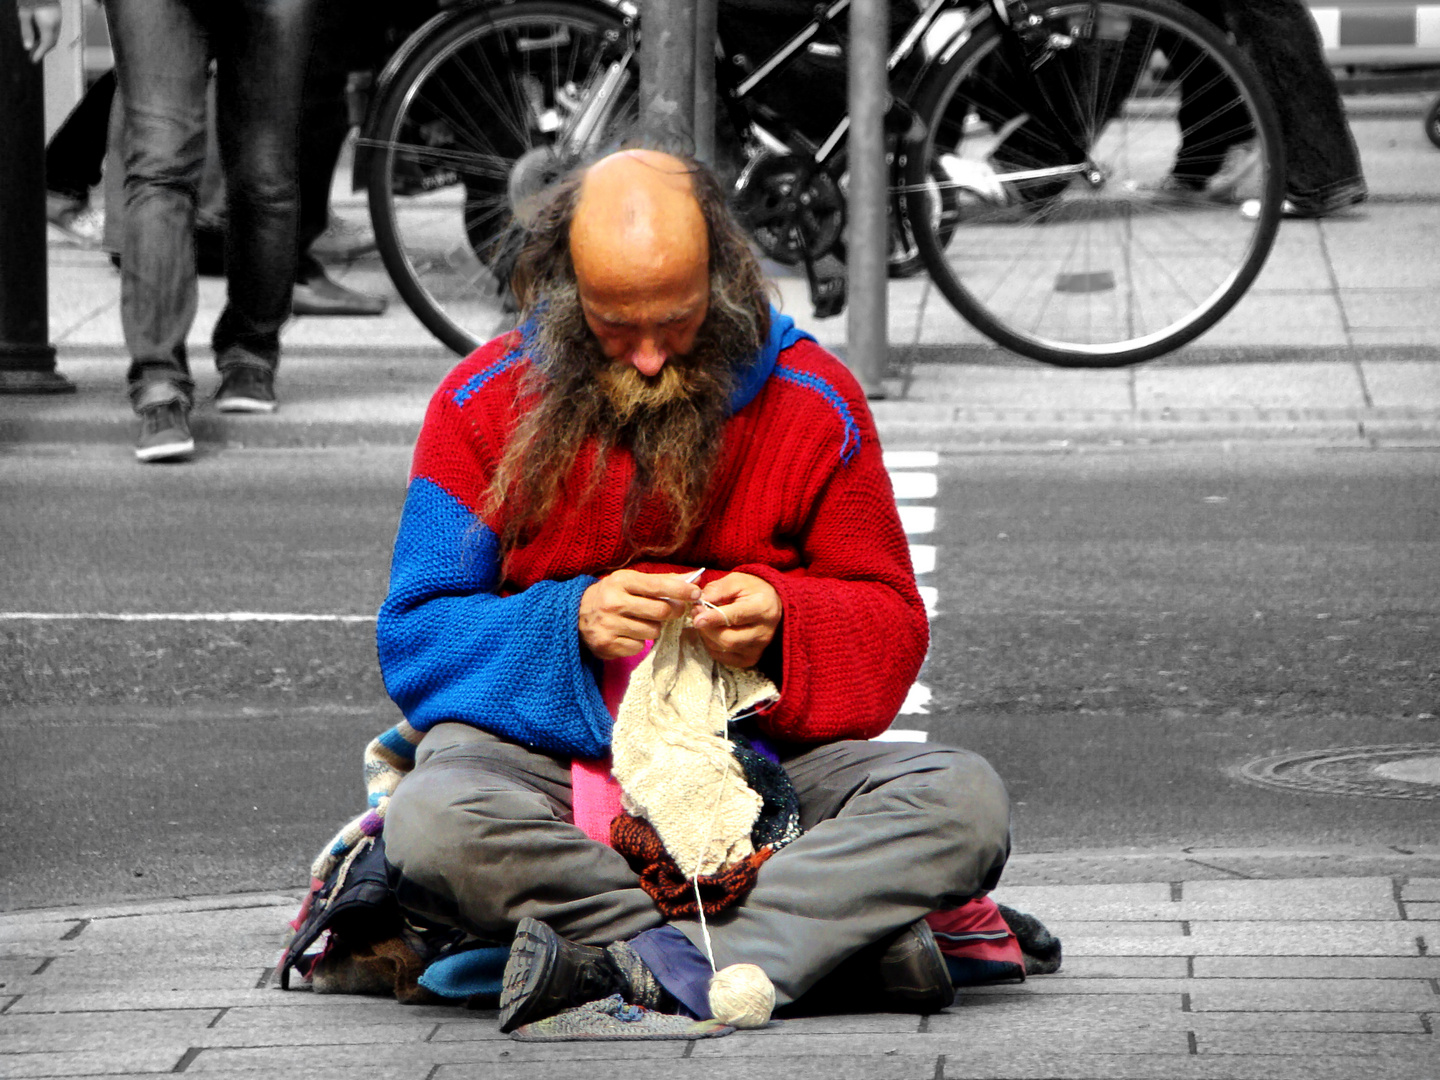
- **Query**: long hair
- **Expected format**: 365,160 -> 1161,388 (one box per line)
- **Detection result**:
487,153 -> 772,557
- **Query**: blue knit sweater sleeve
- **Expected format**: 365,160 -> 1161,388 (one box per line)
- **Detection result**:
376,476 -> 613,759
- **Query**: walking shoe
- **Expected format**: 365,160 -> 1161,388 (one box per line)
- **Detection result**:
875,918 -> 955,1013
46,192 -> 106,247
1204,140 -> 1261,202
292,268 -> 387,316
1240,185 -> 1367,221
215,365 -> 278,413
309,213 -> 377,260
134,384 -> 195,463
499,919 -> 625,1033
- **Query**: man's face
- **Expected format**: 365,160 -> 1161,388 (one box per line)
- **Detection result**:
575,252 -> 710,378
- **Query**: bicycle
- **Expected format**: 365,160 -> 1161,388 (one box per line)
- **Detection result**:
360,0 -> 1284,367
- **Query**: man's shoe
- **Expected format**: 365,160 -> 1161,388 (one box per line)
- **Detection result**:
292,270 -> 387,316
876,919 -> 955,1013
215,365 -> 278,414
134,385 -> 195,463
499,918 -> 625,1033
309,213 -> 378,260
1241,185 -> 1367,221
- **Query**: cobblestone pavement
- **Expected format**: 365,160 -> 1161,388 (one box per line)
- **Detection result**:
3,853 -> 1438,1078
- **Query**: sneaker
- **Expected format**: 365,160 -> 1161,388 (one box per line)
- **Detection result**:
215,365 -> 278,413
1205,141 -> 1261,202
46,192 -> 106,247
134,387 -> 195,463
309,213 -> 377,260
1240,186 -> 1367,221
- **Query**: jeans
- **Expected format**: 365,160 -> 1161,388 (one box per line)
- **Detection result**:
105,0 -> 320,404
1178,0 -> 1366,204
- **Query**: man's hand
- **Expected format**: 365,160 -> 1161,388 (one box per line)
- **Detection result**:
18,1 -> 62,63
690,572 -> 782,670
579,569 -> 700,660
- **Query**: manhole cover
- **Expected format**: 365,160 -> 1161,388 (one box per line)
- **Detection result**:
1237,744 -> 1440,800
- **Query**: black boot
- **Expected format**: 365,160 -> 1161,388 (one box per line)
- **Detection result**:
499,919 -> 669,1032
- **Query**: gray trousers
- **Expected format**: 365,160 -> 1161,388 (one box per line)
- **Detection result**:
383,723 -> 1011,1005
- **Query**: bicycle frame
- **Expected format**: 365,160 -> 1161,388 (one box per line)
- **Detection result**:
721,0 -> 1094,186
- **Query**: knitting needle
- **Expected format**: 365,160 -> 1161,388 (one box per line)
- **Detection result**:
683,568 -> 732,626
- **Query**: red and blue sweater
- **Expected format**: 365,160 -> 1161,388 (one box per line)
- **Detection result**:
376,311 -> 928,761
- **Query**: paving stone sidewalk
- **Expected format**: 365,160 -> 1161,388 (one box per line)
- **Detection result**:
3,860 -> 1437,1079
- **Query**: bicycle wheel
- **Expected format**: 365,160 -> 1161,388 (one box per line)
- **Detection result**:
902,0 -> 1283,367
366,0 -> 638,356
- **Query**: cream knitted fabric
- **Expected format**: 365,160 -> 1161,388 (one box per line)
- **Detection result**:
610,620 -> 778,877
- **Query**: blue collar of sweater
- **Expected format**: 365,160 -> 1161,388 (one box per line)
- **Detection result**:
728,306 -> 814,414
518,305 -> 812,417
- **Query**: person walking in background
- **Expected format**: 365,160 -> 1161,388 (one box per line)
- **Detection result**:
16,0 -> 59,60
45,69 -> 115,247
106,0 -> 321,463
290,0 -> 388,316
1170,0 -> 1368,219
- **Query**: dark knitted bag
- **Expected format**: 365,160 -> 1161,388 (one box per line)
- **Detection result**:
277,833 -> 405,989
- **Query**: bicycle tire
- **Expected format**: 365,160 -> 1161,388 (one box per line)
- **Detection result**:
902,0 -> 1284,367
365,0 -> 638,357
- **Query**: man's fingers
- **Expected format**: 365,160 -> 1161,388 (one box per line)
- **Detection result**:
616,569 -> 702,605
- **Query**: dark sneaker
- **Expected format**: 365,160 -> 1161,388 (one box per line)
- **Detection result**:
134,389 -> 195,463
1241,184 -> 1367,221
875,919 -> 955,1013
499,918 -> 625,1033
215,365 -> 278,414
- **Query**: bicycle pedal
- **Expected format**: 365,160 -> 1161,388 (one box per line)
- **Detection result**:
805,253 -> 848,319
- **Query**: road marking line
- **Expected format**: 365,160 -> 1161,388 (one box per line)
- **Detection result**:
898,505 -> 936,535
890,472 -> 938,500
872,728 -> 930,743
899,683 -> 932,715
909,544 -> 936,575
0,612 -> 376,623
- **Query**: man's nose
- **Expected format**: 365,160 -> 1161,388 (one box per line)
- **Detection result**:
627,336 -> 667,377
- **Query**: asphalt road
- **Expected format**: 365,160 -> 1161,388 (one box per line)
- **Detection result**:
1,442 -> 1436,910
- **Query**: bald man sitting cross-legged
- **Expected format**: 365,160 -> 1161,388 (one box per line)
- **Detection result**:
322,149 -> 1012,1032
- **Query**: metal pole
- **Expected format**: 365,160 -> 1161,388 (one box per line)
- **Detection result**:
0,0 -> 74,394
847,0 -> 888,398
638,0 -> 696,153
41,0 -> 83,141
692,0 -> 718,165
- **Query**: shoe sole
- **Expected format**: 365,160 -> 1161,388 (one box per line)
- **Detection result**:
291,303 -> 387,317
135,437 -> 195,463
499,918 -> 561,1034
215,398 -> 278,414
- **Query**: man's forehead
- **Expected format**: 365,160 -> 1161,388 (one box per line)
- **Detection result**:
570,151 -> 709,297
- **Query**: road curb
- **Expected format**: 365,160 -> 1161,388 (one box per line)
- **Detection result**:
5,410 -> 1437,451
4,846 -> 1436,921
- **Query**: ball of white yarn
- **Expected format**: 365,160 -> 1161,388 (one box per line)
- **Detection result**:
707,963 -> 774,1028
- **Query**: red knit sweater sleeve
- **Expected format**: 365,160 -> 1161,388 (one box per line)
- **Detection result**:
738,356 -> 929,744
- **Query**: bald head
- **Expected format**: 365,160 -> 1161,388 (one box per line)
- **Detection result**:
569,150 -> 711,378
